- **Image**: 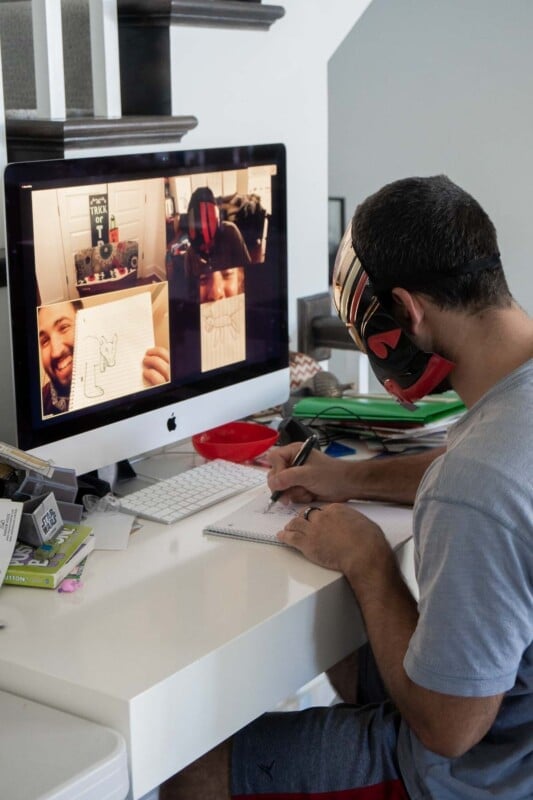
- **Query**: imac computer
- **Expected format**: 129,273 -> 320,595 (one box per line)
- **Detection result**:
1,143 -> 289,477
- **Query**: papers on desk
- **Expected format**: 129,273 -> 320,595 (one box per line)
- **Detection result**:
0,500 -> 23,586
293,392 -> 466,453
363,416 -> 464,452
204,487 -> 413,551
85,510 -> 135,550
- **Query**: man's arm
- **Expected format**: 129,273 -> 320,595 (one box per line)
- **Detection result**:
267,443 -> 443,506
353,545 -> 503,757
279,503 -> 503,758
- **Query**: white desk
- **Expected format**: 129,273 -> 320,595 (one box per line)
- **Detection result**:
0,689 -> 128,800
0,454 -> 414,799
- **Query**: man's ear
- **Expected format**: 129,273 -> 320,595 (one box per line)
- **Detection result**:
390,287 -> 425,336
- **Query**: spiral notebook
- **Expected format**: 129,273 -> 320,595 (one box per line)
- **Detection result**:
203,487 -> 413,549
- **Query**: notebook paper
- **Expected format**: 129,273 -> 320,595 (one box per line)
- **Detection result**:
204,487 -> 413,550
69,292 -> 155,411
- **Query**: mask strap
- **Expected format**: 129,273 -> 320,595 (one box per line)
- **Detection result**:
443,253 -> 501,276
362,253 -> 501,293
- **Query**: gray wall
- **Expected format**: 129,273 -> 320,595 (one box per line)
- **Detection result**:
329,0 -> 533,315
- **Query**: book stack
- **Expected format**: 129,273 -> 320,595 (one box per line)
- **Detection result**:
4,523 -> 94,589
293,392 -> 466,453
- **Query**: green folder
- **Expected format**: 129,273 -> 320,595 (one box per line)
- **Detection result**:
292,393 -> 466,425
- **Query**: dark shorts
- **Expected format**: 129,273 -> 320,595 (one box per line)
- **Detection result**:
231,646 -> 409,799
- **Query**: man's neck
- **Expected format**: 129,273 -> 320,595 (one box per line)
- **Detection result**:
444,304 -> 533,408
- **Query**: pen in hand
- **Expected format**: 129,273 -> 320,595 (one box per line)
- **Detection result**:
266,434 -> 319,512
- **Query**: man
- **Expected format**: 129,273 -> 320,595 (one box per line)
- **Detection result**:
38,300 -> 170,416
160,175 -> 533,799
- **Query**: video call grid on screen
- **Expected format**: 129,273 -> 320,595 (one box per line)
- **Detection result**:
4,144 -> 289,452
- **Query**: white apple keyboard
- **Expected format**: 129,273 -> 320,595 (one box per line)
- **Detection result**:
118,458 -> 266,524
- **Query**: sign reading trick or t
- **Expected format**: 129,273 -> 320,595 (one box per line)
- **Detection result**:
89,193 -> 109,246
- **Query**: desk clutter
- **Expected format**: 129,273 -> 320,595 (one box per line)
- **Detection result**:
280,353 -> 466,453
0,378 -> 464,592
5,524 -> 94,589
0,442 -> 102,592
291,391 -> 466,453
279,355 -> 466,455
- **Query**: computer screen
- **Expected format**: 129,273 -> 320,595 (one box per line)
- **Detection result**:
2,144 -> 289,475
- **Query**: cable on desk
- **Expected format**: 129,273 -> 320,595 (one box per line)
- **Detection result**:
293,406 -> 395,455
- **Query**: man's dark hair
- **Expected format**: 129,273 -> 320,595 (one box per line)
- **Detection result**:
351,175 -> 513,311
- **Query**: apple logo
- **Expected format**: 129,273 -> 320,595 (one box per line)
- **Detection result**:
166,413 -> 177,432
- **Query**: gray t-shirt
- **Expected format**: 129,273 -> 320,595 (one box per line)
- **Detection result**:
398,360 -> 533,799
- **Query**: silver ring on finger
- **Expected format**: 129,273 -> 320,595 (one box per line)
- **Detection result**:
303,505 -> 321,521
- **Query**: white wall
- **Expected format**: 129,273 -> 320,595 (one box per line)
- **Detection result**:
5,1 -> 532,341
165,0 -> 371,343
329,0 -> 533,316
1,1 -> 371,348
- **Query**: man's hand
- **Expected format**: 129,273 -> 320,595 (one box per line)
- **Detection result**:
266,444 -> 357,505
267,442 -> 442,507
278,503 -> 393,585
280,501 -> 503,758
143,346 -> 170,385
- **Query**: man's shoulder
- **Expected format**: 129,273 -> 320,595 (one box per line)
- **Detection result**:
418,412 -> 532,543
447,361 -> 532,466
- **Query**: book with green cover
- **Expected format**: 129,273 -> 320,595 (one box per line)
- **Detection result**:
293,393 -> 466,425
4,523 -> 94,589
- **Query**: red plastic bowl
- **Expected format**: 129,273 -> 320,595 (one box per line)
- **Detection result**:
192,421 -> 278,463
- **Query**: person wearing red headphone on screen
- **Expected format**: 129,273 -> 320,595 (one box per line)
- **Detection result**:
184,186 -> 250,303
161,175 -> 533,800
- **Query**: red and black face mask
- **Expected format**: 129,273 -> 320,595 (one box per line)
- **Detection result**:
188,188 -> 220,255
332,227 -> 454,407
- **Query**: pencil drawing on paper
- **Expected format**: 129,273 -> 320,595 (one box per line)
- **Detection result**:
203,309 -> 241,339
81,333 -> 118,398
69,291 -> 156,411
262,503 -> 298,517
200,293 -> 246,372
